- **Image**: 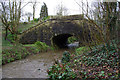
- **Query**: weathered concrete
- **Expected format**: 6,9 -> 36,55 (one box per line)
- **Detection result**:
19,15 -> 93,48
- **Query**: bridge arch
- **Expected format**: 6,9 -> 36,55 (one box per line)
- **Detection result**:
19,15 -> 95,48
52,34 -> 73,48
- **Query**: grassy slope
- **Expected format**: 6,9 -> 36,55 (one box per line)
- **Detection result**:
18,22 -> 38,33
1,21 -> 39,65
2,22 -> 38,47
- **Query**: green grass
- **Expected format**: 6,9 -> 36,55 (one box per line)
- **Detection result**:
1,20 -> 41,65
2,22 -> 38,47
23,44 -> 36,47
2,37 -> 13,47
2,44 -> 41,65
1,21 -> 51,65
18,22 -> 38,33
2,41 -> 52,65
2,21 -> 38,47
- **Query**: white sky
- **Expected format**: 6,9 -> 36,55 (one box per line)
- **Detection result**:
22,0 -> 81,17
22,0 -> 94,20
21,0 -> 120,21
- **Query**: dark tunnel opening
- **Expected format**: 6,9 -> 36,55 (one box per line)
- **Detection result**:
52,34 -> 73,48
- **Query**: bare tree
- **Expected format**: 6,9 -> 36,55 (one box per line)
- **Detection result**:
0,2 -> 10,40
1,0 -> 31,41
55,2 -> 69,16
1,0 -> 21,41
74,0 -> 119,50
25,12 -> 32,22
32,0 -> 37,20
29,0 -> 37,20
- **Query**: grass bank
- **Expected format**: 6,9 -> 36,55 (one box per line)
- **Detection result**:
2,41 -> 52,65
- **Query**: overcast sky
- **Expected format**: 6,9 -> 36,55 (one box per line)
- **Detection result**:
22,0 -> 94,19
21,0 -> 120,21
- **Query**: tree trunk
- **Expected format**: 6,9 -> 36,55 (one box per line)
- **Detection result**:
5,27 -> 8,40
33,4 -> 35,20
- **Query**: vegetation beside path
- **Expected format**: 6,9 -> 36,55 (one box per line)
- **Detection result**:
2,41 -> 52,65
47,41 -> 119,79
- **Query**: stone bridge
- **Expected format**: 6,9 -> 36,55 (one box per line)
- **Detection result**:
19,15 -> 95,48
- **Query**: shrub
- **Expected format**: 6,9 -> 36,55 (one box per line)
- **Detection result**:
33,18 -> 39,22
7,33 -> 16,43
42,16 -> 50,21
35,41 -> 49,51
2,37 -> 13,46
82,43 -> 119,67
30,18 -> 39,23
73,42 -> 119,79
68,36 -> 78,43
61,51 -> 70,63
47,63 -> 76,80
2,44 -> 42,65
2,45 -> 30,65
23,22 -> 28,24
75,46 -> 90,55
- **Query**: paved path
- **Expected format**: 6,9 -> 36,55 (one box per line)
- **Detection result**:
2,49 -> 74,78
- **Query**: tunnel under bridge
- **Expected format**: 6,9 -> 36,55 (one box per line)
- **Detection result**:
19,15 -> 97,48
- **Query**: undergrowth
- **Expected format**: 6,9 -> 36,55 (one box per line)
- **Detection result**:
2,41 -> 51,65
70,41 -> 119,79
47,51 -> 76,80
35,41 -> 49,51
47,41 -> 119,79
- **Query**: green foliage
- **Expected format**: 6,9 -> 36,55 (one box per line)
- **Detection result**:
35,41 -> 49,51
30,18 -> 39,22
24,44 -> 35,47
17,29 -> 22,34
68,36 -> 78,43
2,41 -> 53,65
49,46 -> 55,50
99,71 -> 105,76
23,22 -> 28,24
2,45 -> 28,65
2,37 -> 13,47
47,63 -> 76,80
7,33 -> 17,43
2,43 -> 45,65
40,2 -> 48,20
72,41 -> 119,79
18,22 -> 37,32
61,51 -> 70,63
80,43 -> 118,67
33,18 -> 39,22
30,47 -> 40,53
42,16 -> 50,21
75,46 -> 90,55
